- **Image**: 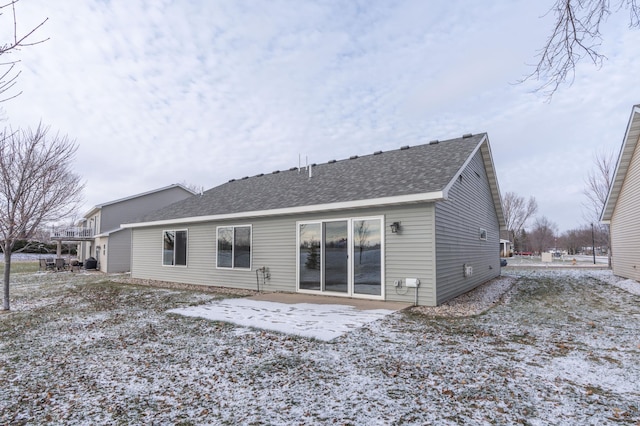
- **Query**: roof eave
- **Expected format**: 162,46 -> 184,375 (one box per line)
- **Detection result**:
121,191 -> 446,229
601,105 -> 640,222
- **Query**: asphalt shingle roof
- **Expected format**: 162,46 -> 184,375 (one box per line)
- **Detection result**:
135,133 -> 487,224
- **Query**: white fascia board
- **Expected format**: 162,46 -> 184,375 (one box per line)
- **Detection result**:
94,227 -> 124,238
83,206 -> 101,220
601,105 -> 640,222
121,191 -> 446,229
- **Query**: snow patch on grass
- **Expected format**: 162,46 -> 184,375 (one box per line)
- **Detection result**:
168,298 -> 395,341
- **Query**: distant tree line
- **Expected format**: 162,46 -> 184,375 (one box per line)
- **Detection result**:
502,150 -> 613,258
9,240 -> 76,255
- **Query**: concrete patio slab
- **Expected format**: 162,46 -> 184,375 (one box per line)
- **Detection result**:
247,292 -> 411,311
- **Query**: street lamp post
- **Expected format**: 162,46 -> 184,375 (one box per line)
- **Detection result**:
591,223 -> 596,265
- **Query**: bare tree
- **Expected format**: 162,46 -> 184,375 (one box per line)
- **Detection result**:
502,191 -> 538,252
559,228 -> 580,255
559,225 -> 595,255
354,220 -> 370,263
523,0 -> 640,98
178,180 -> 204,195
583,148 -> 615,264
583,148 -> 615,222
530,216 -> 559,255
0,0 -> 49,101
0,123 -> 84,310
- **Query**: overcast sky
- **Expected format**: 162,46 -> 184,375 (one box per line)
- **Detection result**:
2,1 -> 639,232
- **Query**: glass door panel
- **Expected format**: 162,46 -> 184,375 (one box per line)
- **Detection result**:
299,223 -> 321,290
323,221 -> 348,293
353,219 -> 382,296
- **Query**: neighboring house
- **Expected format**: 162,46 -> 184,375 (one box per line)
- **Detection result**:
500,239 -> 512,257
601,104 -> 640,281
78,184 -> 196,273
122,134 -> 506,306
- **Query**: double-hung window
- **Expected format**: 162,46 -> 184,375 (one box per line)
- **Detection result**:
217,225 -> 251,269
163,230 -> 187,266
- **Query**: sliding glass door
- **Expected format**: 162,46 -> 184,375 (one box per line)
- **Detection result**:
352,219 -> 382,296
297,217 -> 383,299
299,223 -> 321,290
323,221 -> 349,293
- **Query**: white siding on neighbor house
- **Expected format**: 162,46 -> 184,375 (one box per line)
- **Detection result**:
131,204 -> 437,305
94,236 -> 108,272
78,240 -> 91,262
610,136 -> 640,281
435,150 -> 501,305
78,213 -> 100,261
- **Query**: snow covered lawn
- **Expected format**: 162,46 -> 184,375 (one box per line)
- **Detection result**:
1,269 -> 638,424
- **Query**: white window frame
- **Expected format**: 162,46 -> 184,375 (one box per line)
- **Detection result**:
479,228 -> 487,241
296,216 -> 384,300
162,229 -> 188,267
216,224 -> 252,270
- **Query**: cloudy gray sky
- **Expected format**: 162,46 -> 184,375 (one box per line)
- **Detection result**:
2,0 -> 639,232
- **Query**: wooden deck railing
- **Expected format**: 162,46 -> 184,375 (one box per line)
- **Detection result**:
50,227 -> 94,240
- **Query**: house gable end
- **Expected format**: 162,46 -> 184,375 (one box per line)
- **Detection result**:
602,105 -> 640,222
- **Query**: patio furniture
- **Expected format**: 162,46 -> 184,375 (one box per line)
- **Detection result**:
55,258 -> 67,271
69,259 -> 80,272
45,257 -> 56,271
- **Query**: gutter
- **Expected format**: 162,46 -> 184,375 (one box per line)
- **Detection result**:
121,190 -> 447,229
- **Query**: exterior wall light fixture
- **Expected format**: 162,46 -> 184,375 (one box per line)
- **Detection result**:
390,222 -> 401,233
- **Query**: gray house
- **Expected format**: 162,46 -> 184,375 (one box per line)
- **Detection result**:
78,184 -> 196,273
123,133 -> 505,306
601,104 -> 640,281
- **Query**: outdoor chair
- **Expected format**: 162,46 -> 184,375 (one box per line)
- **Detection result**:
54,258 -> 67,271
44,257 -> 55,271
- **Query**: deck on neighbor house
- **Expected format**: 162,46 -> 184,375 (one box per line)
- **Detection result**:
49,227 -> 94,241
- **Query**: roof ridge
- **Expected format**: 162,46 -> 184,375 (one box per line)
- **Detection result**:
224,133 -> 483,183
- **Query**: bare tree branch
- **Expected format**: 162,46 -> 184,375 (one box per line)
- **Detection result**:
502,191 -> 538,251
583,147 -> 615,222
0,123 -> 84,310
0,0 -> 48,102
530,216 -> 559,255
521,0 -> 640,99
582,148 -> 614,264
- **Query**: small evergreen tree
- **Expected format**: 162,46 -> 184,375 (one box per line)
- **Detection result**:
305,241 -> 320,270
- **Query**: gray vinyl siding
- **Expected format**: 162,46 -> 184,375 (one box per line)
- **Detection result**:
384,204 -> 436,305
435,150 -> 500,305
131,204 -> 436,305
100,186 -> 193,232
106,229 -> 132,273
610,138 -> 640,281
